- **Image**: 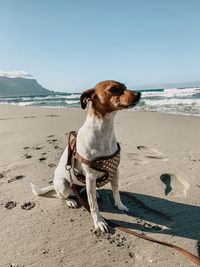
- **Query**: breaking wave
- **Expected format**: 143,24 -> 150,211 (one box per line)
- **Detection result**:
0,88 -> 200,116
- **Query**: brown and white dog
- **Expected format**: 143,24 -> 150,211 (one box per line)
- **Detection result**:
31,80 -> 141,232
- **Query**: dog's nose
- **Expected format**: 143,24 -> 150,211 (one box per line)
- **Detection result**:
135,92 -> 141,102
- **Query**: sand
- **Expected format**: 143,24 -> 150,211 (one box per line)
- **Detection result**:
0,104 -> 200,267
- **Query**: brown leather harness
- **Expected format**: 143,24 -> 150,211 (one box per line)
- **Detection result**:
66,131 -> 120,187
65,131 -> 200,266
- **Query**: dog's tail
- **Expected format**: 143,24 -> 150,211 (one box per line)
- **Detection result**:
31,183 -> 54,196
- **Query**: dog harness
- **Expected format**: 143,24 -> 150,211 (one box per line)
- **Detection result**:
66,131 -> 120,187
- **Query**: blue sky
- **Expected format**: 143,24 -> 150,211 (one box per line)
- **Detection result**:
0,0 -> 200,92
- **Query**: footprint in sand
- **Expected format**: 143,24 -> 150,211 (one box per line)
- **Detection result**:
47,134 -> 54,138
21,202 -> 35,210
8,175 -> 25,183
23,116 -> 35,119
32,145 -> 43,150
160,173 -> 190,197
39,157 -> 46,162
7,263 -> 24,267
126,153 -> 146,165
137,145 -> 168,161
24,153 -> 32,159
46,137 -> 61,149
46,114 -> 60,117
23,146 -> 30,150
47,138 -> 58,145
0,172 -> 6,179
5,201 -> 17,209
0,117 -> 13,120
48,163 -> 56,168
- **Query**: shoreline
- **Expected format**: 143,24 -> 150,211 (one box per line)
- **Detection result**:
0,104 -> 200,267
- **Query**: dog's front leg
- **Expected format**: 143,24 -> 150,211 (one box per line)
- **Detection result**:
85,174 -> 108,232
111,171 -> 130,212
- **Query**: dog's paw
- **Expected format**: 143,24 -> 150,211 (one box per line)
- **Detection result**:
115,201 -> 130,213
92,213 -> 108,232
66,198 -> 78,208
94,219 -> 108,233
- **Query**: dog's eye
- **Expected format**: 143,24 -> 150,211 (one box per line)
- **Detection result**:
109,87 -> 121,94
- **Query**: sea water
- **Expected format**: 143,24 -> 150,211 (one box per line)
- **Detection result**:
0,87 -> 200,116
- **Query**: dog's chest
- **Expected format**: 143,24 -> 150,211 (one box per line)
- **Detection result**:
66,131 -> 120,187
88,149 -> 120,187
73,148 -> 120,187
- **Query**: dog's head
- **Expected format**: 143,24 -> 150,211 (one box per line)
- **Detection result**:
80,80 -> 141,116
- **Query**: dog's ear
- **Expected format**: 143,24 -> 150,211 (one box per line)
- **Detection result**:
80,88 -> 95,109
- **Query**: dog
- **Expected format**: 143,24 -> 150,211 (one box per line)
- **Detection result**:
31,80 -> 141,232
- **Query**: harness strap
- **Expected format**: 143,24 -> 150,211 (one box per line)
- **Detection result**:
72,184 -> 200,266
66,131 -> 93,169
74,152 -> 93,167
66,131 -> 77,168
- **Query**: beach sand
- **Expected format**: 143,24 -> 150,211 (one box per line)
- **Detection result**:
0,104 -> 200,267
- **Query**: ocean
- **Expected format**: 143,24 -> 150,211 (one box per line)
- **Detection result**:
0,87 -> 200,116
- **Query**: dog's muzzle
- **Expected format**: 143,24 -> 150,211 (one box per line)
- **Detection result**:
135,92 -> 141,104
130,91 -> 141,107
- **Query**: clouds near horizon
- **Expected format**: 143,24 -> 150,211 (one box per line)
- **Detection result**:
0,70 -> 33,78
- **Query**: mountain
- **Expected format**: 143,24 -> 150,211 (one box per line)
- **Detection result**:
0,77 -> 54,97
134,81 -> 200,90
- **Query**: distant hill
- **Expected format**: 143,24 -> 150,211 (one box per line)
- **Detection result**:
0,77 -> 54,97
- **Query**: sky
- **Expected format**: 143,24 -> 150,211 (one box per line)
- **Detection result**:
0,0 -> 200,92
